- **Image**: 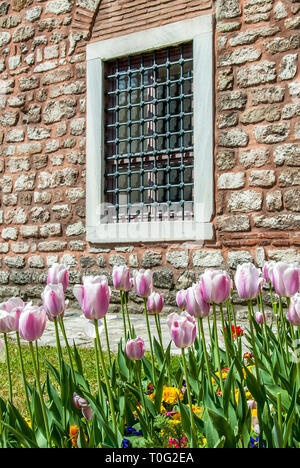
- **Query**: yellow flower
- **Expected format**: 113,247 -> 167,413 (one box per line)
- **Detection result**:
162,386 -> 184,405
24,418 -> 31,428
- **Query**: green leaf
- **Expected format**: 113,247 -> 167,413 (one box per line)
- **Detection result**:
205,407 -> 236,448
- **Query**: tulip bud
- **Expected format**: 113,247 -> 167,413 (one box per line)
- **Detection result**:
167,311 -> 196,349
288,293 -> 300,326
112,266 -> 131,291
73,393 -> 93,421
42,284 -> 65,321
132,269 -> 153,298
200,270 -> 232,304
186,284 -> 210,318
255,312 -> 264,325
147,292 -> 164,315
18,305 -> 47,342
47,263 -> 69,292
271,262 -> 300,298
73,276 -> 111,320
176,290 -> 187,310
262,261 -> 276,283
125,337 -> 145,360
234,263 -> 265,300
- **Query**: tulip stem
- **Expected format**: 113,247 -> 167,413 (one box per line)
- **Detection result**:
94,338 -> 104,410
278,297 -> 289,362
136,360 -> 150,428
143,299 -> 156,387
220,303 -> 231,367
16,331 -> 31,421
198,318 -> 213,395
53,317 -> 63,364
103,316 -> 112,367
59,316 -> 76,383
29,341 -> 51,447
94,320 -> 118,441
120,292 -> 127,342
259,290 -> 270,357
123,292 -> 133,339
247,301 -> 261,387
212,304 -> 224,394
3,333 -> 12,404
181,348 -> 198,448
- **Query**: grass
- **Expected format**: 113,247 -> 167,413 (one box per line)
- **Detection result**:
0,340 -> 181,417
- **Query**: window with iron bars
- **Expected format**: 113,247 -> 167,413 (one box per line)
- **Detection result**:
104,43 -> 194,224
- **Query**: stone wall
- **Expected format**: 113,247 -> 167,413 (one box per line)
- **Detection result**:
0,0 -> 299,310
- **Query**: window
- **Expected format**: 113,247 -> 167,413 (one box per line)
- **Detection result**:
86,15 -> 213,243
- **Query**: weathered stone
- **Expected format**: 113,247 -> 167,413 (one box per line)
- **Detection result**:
4,207 -> 27,224
251,86 -> 285,105
66,221 -> 85,236
2,227 -> 18,240
249,170 -> 276,187
0,31 -> 11,47
229,26 -> 279,46
216,0 -> 241,20
42,68 -> 73,85
0,2 -> 9,16
284,189 -> 300,212
6,128 -> 25,143
284,17 -> 300,30
52,204 -> 70,219
8,55 -> 21,70
268,249 -> 300,263
218,112 -> 238,129
30,207 -> 50,223
218,46 -> 261,66
0,15 -> 22,29
216,215 -> 250,232
6,157 -> 30,173
109,254 -> 126,267
216,150 -> 236,170
4,256 -> 25,269
22,105 -> 42,125
18,76 -> 39,91
218,128 -> 249,147
45,0 -> 73,15
27,127 -> 51,140
11,242 -> 30,253
28,256 -> 44,268
193,250 -> 224,267
13,25 -> 35,43
44,99 -> 76,124
279,54 -> 298,80
217,67 -> 234,91
274,144 -> 300,166
70,118 -> 85,135
240,105 -> 280,124
0,111 -> 19,127
20,225 -> 38,238
14,173 -> 35,191
153,268 -> 174,289
218,172 -> 245,189
282,104 -> 300,119
274,1 -> 287,19
34,62 -> 58,74
228,250 -> 253,269
80,256 -> 95,269
266,190 -> 282,211
264,35 -> 300,54
228,190 -> 263,212
38,241 -> 67,252
142,250 -> 162,268
254,123 -> 289,144
253,214 -> 300,230
237,61 -> 276,88
0,176 -> 12,193
239,148 -> 269,168
288,81 -> 300,98
166,250 -> 189,269
26,6 -> 42,22
218,91 -> 247,110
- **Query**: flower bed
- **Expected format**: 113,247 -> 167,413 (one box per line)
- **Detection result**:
0,261 -> 299,448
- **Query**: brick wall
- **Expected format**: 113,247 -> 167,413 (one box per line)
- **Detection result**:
0,0 -> 299,309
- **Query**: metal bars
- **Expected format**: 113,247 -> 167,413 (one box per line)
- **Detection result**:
104,42 -> 194,224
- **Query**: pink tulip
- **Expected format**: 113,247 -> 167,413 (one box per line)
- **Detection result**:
47,263 -> 69,292
185,284 -> 210,318
42,284 -> 65,321
168,311 -> 196,348
255,312 -> 264,325
200,270 -> 232,304
234,263 -> 265,300
125,337 -> 145,360
112,266 -> 131,291
18,305 -> 47,342
271,262 -> 300,298
132,269 -> 153,298
73,276 -> 111,320
0,298 -> 27,332
147,292 -> 164,315
262,261 -> 276,283
73,393 -> 93,421
176,290 -> 187,310
0,309 -> 15,333
288,293 -> 300,326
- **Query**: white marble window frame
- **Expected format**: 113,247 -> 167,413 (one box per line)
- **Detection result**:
86,14 -> 214,243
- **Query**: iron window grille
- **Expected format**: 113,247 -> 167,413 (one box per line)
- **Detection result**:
104,42 -> 194,224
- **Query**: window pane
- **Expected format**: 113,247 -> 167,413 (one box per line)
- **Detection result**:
104,42 -> 193,223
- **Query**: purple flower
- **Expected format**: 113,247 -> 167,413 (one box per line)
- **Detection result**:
200,270 -> 232,304
234,263 -> 265,300
167,311 -> 196,349
185,283 -> 210,318
73,276 -> 111,320
271,262 -> 300,298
